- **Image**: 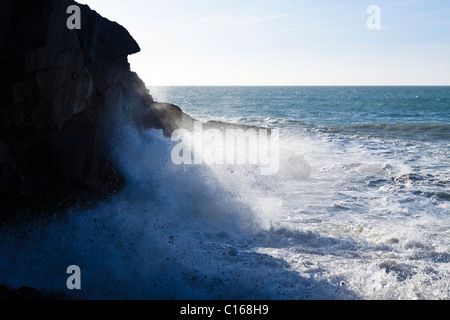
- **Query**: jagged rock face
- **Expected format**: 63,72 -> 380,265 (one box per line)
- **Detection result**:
0,0 -> 163,220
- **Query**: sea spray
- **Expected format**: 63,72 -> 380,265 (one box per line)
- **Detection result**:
0,122 -> 325,299
1,86 -> 449,300
170,121 -> 280,175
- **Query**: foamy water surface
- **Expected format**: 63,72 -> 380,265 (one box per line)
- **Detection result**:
1,86 -> 449,299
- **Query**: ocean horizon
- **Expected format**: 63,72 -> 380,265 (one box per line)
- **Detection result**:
3,0 -> 450,306
3,85 -> 448,300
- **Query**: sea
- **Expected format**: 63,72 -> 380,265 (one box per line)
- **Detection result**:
1,86 -> 449,300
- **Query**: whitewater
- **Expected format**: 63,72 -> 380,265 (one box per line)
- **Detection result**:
0,86 -> 449,300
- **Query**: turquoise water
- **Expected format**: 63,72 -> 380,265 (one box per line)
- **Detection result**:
147,86 -> 450,299
1,86 -> 449,299
150,86 -> 450,151
150,86 -> 449,127
150,86 -> 450,215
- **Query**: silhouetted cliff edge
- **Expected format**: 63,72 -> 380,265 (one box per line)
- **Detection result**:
0,0 -> 264,224
0,0 -> 182,222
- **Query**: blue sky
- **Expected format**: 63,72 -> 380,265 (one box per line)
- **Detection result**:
78,0 -> 450,85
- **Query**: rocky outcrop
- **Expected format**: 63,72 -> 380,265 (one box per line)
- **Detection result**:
151,102 -> 266,135
0,0 -> 166,222
0,0 -> 265,224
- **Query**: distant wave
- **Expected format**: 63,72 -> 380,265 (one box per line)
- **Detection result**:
318,122 -> 450,140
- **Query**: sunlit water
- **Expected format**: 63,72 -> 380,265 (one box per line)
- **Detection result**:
1,86 -> 449,300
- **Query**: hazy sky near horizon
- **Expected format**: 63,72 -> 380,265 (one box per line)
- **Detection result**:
77,0 -> 450,86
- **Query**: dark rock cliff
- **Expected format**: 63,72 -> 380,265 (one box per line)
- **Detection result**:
0,0 -> 169,222
0,0 -> 261,224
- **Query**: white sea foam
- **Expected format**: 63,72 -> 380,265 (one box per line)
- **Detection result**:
1,87 -> 449,300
